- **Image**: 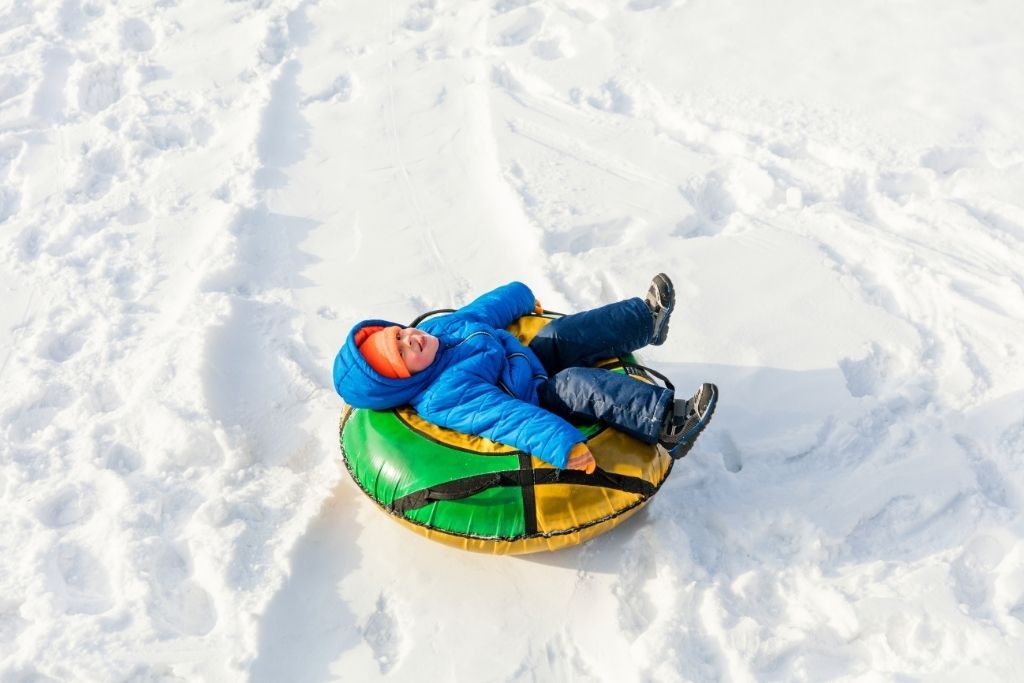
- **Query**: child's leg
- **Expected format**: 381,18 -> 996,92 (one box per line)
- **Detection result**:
529,298 -> 653,374
537,367 -> 672,444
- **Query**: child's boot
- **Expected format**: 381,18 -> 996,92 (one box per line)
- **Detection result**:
659,383 -> 718,458
645,273 -> 675,345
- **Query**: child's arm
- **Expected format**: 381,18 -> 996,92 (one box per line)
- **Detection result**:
453,282 -> 538,329
419,368 -> 585,469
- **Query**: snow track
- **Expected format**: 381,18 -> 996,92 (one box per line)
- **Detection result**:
1,1 -> 335,678
2,0 -> 1024,680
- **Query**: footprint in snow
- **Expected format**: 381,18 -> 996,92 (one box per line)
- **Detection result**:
544,217 -> 637,254
531,35 -> 566,60
838,171 -> 877,222
133,122 -> 191,154
0,138 -> 24,175
363,594 -> 403,674
612,531 -> 659,640
53,543 -> 113,615
843,495 -> 922,559
120,18 -> 156,52
494,6 -> 544,47
138,63 -> 173,85
838,342 -> 898,398
920,146 -> 989,176
0,187 -> 20,224
303,75 -> 354,105
584,79 -> 634,115
3,383 -> 73,443
494,0 -> 534,14
950,535 -> 1005,618
91,425 -> 142,472
76,63 -> 123,114
511,634 -> 598,680
84,379 -> 123,415
37,322 -> 88,363
627,0 -> 675,10
674,171 -> 737,238
117,196 -> 152,225
36,485 -> 96,529
66,147 -> 123,203
402,0 -> 437,32
718,430 -> 743,473
57,0 -> 99,40
32,47 -> 74,123
0,74 -> 28,107
954,434 -> 1012,510
0,141 -> 24,221
726,570 -> 786,625
260,19 -> 290,66
144,541 -> 218,636
99,441 -> 142,474
0,601 -> 29,644
998,419 -> 1024,470
258,2 -> 318,65
876,170 -> 931,206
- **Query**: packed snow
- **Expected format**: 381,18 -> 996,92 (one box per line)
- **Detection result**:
2,0 -> 1024,680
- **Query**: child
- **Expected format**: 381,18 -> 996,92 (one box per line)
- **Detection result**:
333,275 -> 717,474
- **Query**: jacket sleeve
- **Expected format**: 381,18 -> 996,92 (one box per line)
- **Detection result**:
418,367 -> 584,468
453,282 -> 536,330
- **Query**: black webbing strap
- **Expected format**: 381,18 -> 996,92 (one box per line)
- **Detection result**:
409,308 -> 561,328
518,453 -> 538,535
389,472 -> 512,514
389,467 -> 657,514
621,360 -> 675,392
409,308 -> 455,327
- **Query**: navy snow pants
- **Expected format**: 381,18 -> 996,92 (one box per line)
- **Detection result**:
530,297 -> 673,445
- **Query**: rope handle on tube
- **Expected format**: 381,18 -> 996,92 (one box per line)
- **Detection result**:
408,308 -> 563,328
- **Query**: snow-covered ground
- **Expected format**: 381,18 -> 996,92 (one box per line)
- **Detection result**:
2,0 -> 1024,680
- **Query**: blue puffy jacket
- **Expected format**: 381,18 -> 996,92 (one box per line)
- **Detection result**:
333,282 -> 585,468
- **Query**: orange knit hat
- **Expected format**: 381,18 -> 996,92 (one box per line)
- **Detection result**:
354,325 -> 410,379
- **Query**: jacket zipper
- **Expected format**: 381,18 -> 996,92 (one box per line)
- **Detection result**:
445,332 -> 543,391
445,330 -> 491,349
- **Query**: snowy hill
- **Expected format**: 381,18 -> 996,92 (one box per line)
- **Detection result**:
2,0 -> 1023,680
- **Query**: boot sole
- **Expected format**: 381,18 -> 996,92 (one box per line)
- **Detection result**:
648,274 -> 675,346
668,384 -> 718,459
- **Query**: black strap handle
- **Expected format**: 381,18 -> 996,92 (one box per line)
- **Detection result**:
390,471 -> 510,514
620,360 -> 675,392
409,307 -> 564,328
409,308 -> 455,327
390,468 -> 656,514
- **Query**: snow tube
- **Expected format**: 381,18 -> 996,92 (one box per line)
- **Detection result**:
338,313 -> 674,554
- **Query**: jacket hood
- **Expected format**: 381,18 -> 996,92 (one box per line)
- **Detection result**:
333,319 -> 445,409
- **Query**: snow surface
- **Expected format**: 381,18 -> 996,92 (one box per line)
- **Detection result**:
2,0 -> 1024,680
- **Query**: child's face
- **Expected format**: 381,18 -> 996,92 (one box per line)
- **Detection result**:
397,327 -> 438,374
